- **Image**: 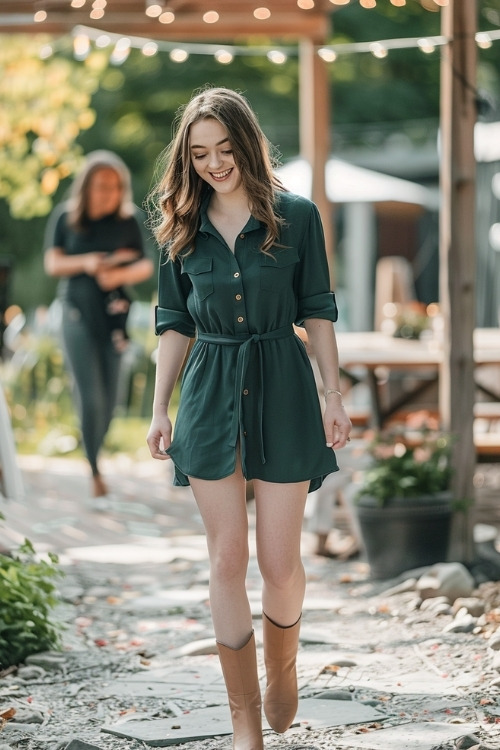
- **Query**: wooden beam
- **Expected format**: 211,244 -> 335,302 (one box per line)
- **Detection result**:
439,0 -> 477,562
299,39 -> 335,283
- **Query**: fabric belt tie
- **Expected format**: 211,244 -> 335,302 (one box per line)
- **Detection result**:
197,325 -> 294,465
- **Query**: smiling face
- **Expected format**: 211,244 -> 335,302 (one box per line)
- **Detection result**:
189,117 -> 244,197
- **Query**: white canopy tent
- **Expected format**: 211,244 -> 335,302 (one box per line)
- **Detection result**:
277,158 -> 437,331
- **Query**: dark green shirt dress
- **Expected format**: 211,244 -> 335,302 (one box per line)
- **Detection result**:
155,190 -> 339,492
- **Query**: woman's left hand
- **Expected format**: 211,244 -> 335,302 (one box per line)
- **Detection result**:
323,401 -> 352,449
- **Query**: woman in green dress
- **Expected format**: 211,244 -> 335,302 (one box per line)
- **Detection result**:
147,88 -> 352,749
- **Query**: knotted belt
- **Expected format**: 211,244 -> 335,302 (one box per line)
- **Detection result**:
197,325 -> 295,465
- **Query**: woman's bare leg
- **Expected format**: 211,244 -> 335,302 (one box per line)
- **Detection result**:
254,479 -> 309,625
189,457 -> 252,649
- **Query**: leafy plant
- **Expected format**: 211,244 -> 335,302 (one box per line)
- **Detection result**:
0,533 -> 65,668
356,432 -> 453,508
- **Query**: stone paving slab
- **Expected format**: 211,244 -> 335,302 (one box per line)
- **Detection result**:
336,721 -> 477,749
102,698 -> 384,746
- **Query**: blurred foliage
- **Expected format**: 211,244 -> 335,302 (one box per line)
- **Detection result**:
0,35 -> 108,219
0,532 -> 64,668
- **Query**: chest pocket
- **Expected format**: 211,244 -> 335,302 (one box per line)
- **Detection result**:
260,249 -> 299,292
182,256 -> 214,301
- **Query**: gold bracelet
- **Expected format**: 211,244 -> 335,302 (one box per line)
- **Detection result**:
324,388 -> 343,401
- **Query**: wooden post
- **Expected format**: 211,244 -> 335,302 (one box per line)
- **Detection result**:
299,39 -> 334,283
439,0 -> 477,561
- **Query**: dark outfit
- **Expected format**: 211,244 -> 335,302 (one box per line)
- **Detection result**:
45,204 -> 144,476
155,190 -> 339,492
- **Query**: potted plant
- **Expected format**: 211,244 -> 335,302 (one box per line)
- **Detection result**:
355,431 -> 454,579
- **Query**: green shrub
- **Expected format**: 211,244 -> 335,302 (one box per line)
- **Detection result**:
0,536 -> 65,668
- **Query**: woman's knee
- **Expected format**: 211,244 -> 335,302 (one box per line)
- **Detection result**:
258,554 -> 304,592
209,539 -> 249,583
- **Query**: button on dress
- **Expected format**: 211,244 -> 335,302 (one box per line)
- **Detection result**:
155,190 -> 339,492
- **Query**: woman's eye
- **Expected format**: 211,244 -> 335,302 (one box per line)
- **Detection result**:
193,154 -> 206,160
221,150 -> 233,155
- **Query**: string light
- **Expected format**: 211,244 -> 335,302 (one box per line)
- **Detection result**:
267,50 -> 287,64
476,32 -> 493,49
110,36 -> 131,64
370,42 -> 388,58
297,0 -> 315,8
159,10 -> 175,24
68,24 -> 500,67
360,0 -> 377,8
318,47 -> 338,62
34,10 -> 47,22
417,37 -> 436,53
73,32 -> 90,59
203,11 -> 219,23
254,7 -> 271,20
390,0 -> 406,6
170,48 -> 189,62
142,41 -> 159,56
145,1 -> 163,18
71,0 -> 86,7
215,49 -> 234,64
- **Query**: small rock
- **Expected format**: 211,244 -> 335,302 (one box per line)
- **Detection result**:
417,563 -> 475,602
487,632 -> 500,651
420,595 -> 450,610
314,689 -> 353,701
491,651 -> 500,672
452,597 -> 486,617
15,666 -> 46,682
10,707 -> 44,724
65,741 -> 105,750
24,652 -> 67,671
455,735 -> 481,749
442,612 -> 476,633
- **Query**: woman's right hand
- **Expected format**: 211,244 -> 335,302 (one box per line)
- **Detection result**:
83,252 -> 107,276
146,413 -> 173,460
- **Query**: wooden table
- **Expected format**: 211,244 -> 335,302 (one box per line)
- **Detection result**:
336,328 -> 500,428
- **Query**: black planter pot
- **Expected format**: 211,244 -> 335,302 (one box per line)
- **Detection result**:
356,492 -> 452,580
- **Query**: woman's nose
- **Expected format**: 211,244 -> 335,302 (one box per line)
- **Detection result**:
208,151 -> 223,169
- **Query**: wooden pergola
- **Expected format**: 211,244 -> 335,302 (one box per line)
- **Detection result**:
0,0 -> 479,561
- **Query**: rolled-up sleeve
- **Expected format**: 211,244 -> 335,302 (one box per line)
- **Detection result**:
294,201 -> 338,326
155,253 -> 196,338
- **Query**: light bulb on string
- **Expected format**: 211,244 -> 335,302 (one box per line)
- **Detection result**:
95,34 -> 112,48
267,50 -> 287,64
360,0 -> 377,8
73,33 -> 90,60
318,47 -> 337,62
34,9 -> 47,22
390,0 -> 406,6
170,48 -> 189,63
142,41 -> 159,56
476,32 -> 493,50
215,49 -> 234,64
159,10 -> 175,23
417,38 -> 436,54
254,7 -> 271,20
71,0 -> 86,7
297,0 -> 315,9
145,1 -> 164,18
111,37 -> 131,65
203,11 -> 219,23
329,0 -> 350,5
369,42 -> 387,58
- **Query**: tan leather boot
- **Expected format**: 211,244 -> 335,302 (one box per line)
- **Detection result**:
262,612 -> 301,733
216,631 -> 264,750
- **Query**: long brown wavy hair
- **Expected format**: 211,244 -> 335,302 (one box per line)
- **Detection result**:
148,87 -> 286,260
67,150 -> 136,231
